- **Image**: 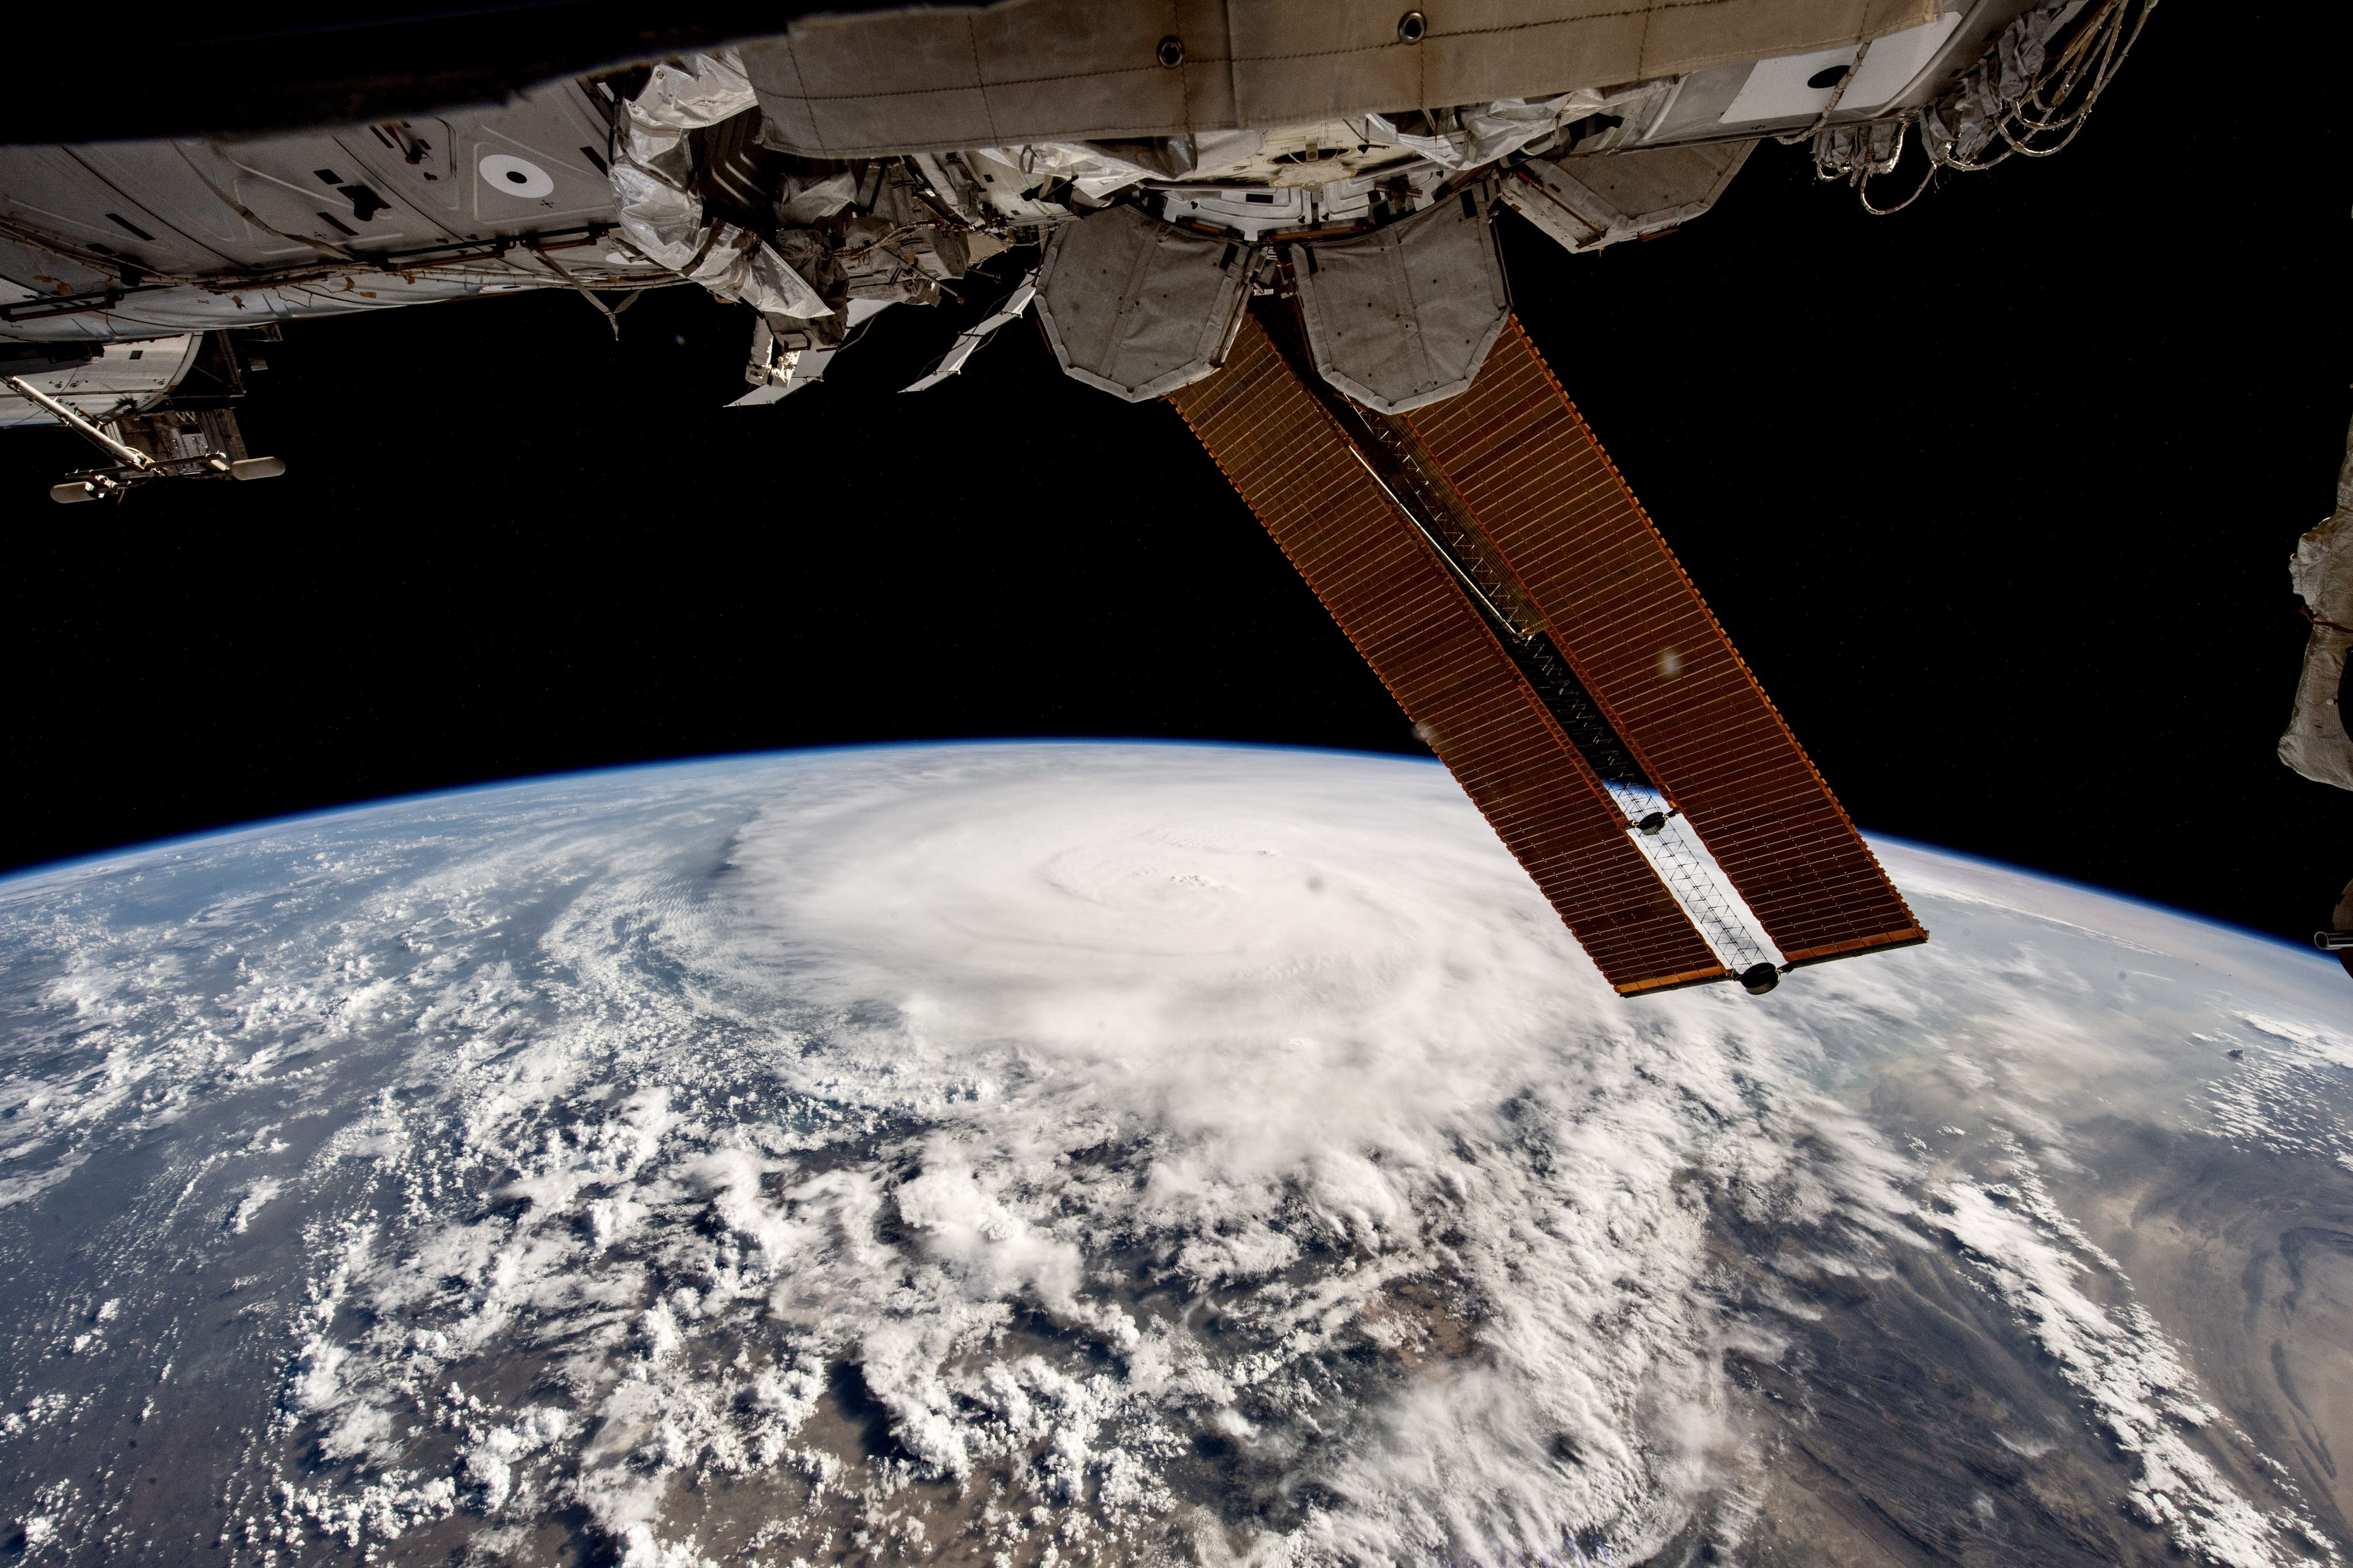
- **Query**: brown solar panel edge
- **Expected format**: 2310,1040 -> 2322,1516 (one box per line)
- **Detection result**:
1787,931 -> 1931,967
1167,314 -> 1726,994
1401,319 -> 1926,965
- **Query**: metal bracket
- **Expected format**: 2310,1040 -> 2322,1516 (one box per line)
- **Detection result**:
6,374 -> 283,503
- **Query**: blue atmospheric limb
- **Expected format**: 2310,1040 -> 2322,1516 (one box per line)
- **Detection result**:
0,744 -> 2340,1566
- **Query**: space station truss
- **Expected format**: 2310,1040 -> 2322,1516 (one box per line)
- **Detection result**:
1168,300 -> 1924,994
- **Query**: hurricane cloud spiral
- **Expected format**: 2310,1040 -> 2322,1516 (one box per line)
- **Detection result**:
0,746 -> 2346,1567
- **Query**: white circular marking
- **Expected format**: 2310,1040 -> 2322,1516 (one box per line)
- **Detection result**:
477,153 -> 554,199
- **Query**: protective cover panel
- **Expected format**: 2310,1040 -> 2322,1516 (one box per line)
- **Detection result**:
1035,204 -> 1245,403
1500,140 -> 1755,254
1167,312 -> 1726,994
1401,319 -> 1923,964
1293,196 -> 1510,415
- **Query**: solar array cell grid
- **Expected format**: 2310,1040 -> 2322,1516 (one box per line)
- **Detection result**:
1168,315 -> 1725,993
1401,319 -> 1923,962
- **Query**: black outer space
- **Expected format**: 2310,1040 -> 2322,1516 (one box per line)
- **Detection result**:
3,1 -> 2350,948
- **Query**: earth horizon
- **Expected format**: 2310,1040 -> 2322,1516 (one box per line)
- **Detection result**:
0,741 -> 2347,1567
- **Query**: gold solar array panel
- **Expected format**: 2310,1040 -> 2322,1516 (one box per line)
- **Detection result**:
1168,314 -> 1729,993
1399,321 -> 1924,966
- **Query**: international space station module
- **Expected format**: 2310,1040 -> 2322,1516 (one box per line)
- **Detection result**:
0,0 -> 2153,994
